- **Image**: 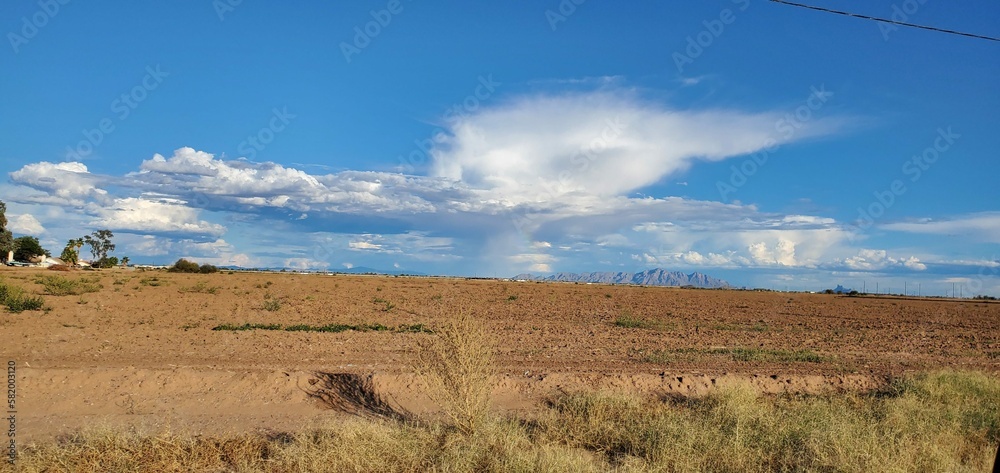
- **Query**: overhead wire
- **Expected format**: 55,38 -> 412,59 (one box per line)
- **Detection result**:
769,0 -> 1000,42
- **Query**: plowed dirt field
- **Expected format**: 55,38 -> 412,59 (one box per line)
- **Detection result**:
2,268 -> 997,442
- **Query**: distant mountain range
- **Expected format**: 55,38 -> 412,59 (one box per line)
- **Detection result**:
512,268 -> 730,288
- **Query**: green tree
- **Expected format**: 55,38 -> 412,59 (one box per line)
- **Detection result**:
0,201 -> 13,262
12,236 -> 49,262
121,256 -> 130,267
60,238 -> 84,265
169,258 -> 201,273
83,230 -> 115,267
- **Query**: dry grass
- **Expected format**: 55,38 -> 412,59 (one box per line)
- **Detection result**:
6,370 -> 997,472
535,370 -> 999,472
7,420 -> 601,473
7,429 -> 274,472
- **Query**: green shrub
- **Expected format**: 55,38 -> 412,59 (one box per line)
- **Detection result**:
721,347 -> 824,363
398,324 -> 432,333
139,277 -> 165,287
0,279 -> 45,312
211,323 -> 282,331
641,347 -> 825,364
614,314 -> 645,328
262,299 -> 282,311
210,322 -> 432,334
168,258 -> 201,273
93,256 -> 118,268
5,293 -> 44,312
35,275 -> 102,295
283,324 -> 317,332
308,324 -> 354,333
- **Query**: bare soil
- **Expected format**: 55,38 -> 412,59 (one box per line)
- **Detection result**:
2,268 -> 997,443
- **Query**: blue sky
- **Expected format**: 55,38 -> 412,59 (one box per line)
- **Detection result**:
2,1 -> 998,295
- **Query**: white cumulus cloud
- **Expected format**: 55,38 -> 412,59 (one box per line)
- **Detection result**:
93,197 -> 226,238
830,249 -> 927,272
9,214 -> 45,235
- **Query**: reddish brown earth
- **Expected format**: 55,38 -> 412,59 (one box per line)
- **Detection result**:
1,267 -> 997,442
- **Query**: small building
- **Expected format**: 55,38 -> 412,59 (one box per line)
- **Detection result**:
37,256 -> 66,268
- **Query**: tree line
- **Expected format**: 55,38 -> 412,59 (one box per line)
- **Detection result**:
0,200 -> 128,268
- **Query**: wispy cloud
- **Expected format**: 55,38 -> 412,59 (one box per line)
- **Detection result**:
881,212 -> 1000,243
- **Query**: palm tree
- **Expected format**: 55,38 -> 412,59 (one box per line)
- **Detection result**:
60,238 -> 85,265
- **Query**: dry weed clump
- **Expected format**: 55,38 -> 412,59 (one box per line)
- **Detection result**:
414,311 -> 497,435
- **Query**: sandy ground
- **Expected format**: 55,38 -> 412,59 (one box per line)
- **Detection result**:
2,267 -> 997,443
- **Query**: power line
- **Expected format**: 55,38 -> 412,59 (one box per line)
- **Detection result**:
769,0 -> 1000,42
